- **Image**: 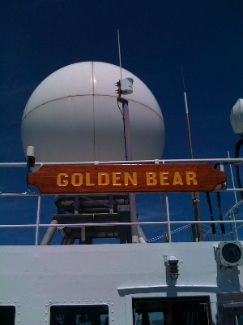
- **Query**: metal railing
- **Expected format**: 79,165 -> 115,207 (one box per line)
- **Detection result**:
0,158 -> 243,245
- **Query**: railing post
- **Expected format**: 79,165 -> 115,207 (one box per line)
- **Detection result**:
165,194 -> 171,242
35,194 -> 41,245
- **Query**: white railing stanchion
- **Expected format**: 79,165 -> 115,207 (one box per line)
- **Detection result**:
35,194 -> 41,245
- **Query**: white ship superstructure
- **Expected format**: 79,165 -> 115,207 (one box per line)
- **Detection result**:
1,62 -> 243,325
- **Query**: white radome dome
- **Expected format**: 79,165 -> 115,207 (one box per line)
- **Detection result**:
230,99 -> 243,134
21,62 -> 165,163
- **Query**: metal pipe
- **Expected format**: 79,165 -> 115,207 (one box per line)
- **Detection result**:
229,211 -> 238,241
35,194 -> 41,245
165,193 -> 171,242
2,187 -> 243,198
119,98 -> 138,243
40,220 -> 58,245
1,219 -> 243,230
137,225 -> 147,243
228,151 -> 238,240
81,227 -> 86,244
1,158 -> 243,167
182,82 -> 202,241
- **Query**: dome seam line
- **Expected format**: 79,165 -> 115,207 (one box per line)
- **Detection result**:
22,94 -> 163,124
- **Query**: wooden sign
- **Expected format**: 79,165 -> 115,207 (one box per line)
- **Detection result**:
27,163 -> 227,194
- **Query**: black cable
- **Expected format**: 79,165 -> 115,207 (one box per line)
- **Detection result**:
206,192 -> 216,237
26,164 -> 31,192
217,191 -> 225,237
214,163 -> 225,238
116,99 -> 123,116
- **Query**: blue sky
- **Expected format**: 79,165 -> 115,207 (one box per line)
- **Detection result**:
0,0 -> 243,244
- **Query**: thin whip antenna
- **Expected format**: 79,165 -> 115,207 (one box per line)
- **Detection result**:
117,29 -> 122,81
228,150 -> 238,206
181,66 -> 194,159
181,66 -> 202,242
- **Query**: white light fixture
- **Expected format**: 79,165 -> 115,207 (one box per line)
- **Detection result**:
26,146 -> 35,168
217,241 -> 243,266
168,255 -> 179,279
115,78 -> 134,96
120,78 -> 133,95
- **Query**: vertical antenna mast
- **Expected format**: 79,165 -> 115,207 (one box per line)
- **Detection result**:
116,30 -> 138,243
117,29 -> 123,82
181,67 -> 194,159
181,67 -> 202,242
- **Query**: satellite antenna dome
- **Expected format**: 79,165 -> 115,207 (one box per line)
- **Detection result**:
21,62 -> 165,163
230,98 -> 243,134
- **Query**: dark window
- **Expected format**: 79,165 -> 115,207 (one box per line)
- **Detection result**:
50,305 -> 109,325
236,315 -> 243,325
133,296 -> 211,325
217,293 -> 243,325
0,306 -> 15,325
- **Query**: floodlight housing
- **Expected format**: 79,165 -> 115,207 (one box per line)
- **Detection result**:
217,241 -> 243,266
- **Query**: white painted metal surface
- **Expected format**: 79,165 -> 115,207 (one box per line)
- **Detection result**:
1,242 -> 241,324
1,159 -> 243,324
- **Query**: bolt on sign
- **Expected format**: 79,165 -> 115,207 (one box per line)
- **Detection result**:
27,163 -> 227,194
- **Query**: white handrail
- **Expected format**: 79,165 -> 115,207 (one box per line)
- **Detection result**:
1,158 -> 243,244
0,157 -> 243,167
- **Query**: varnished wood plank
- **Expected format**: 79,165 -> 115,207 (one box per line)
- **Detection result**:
27,163 -> 227,194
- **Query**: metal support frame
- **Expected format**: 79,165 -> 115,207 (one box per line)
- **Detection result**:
119,98 -> 139,243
